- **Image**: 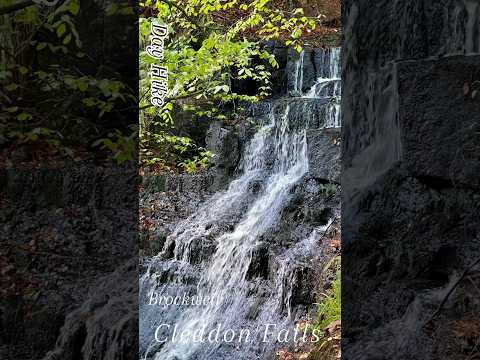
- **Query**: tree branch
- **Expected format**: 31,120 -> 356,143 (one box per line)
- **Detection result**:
0,0 -> 34,16
424,255 -> 480,326
158,0 -> 202,30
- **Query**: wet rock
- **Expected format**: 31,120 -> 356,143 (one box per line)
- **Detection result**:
398,56 -> 480,189
206,122 -> 240,189
287,48 -> 317,95
300,48 -> 317,93
304,205 -> 333,226
172,105 -> 211,148
273,97 -> 333,130
290,266 -> 316,307
206,122 -> 240,169
246,243 -> 270,280
154,263 -> 199,286
306,128 -> 340,183
188,236 -> 217,265
164,173 -> 216,194
149,232 -> 167,256
263,41 -> 289,96
248,179 -> 264,195
344,0 -> 480,67
246,296 -> 264,320
343,1 -> 480,358
314,47 -> 337,79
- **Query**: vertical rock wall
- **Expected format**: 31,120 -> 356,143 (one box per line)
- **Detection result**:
342,1 -> 480,359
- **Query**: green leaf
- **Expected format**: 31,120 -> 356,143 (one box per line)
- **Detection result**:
56,23 -> 67,38
18,66 -> 29,75
68,0 -> 80,15
36,71 -> 47,80
36,42 -> 47,50
5,84 -> 19,91
63,34 -> 72,45
77,81 -> 88,92
5,106 -> 18,113
17,113 -> 32,121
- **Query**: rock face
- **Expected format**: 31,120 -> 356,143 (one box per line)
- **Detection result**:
140,172 -> 217,257
262,42 -> 342,97
205,121 -> 241,188
342,1 -> 480,359
0,165 -> 138,360
306,128 -> 341,183
398,57 -> 480,189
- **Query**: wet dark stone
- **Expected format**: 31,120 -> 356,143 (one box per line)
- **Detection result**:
398,56 -> 480,189
246,243 -> 270,280
290,267 -> 316,307
343,1 -> 480,358
248,179 -> 264,194
206,122 -> 241,189
188,237 -> 217,265
306,128 -> 341,183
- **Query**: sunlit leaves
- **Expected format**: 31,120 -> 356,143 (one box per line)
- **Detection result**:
139,0 -> 317,169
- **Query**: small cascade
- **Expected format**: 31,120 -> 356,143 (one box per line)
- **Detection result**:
274,221 -> 333,319
304,47 -> 341,128
140,47 -> 341,360
464,0 -> 480,54
292,50 -> 305,95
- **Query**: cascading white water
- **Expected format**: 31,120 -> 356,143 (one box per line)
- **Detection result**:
304,47 -> 341,128
140,47 -> 341,360
147,104 -> 308,360
293,50 -> 305,95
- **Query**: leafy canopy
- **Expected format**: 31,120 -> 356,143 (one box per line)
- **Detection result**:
139,0 -> 318,171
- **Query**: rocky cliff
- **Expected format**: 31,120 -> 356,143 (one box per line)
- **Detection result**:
342,1 -> 480,359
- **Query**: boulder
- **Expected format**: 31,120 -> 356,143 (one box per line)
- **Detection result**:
206,122 -> 240,171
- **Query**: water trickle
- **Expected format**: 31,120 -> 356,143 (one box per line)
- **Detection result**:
140,47 -> 341,360
274,220 -> 333,320
304,47 -> 341,128
464,0 -> 480,54
293,50 -> 305,95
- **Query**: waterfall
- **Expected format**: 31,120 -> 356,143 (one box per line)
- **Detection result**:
140,47 -> 341,360
293,50 -> 305,95
305,47 -> 341,128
